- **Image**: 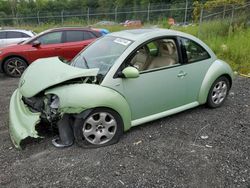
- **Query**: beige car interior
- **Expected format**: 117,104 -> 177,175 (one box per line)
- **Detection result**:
130,46 -> 151,71
130,39 -> 179,71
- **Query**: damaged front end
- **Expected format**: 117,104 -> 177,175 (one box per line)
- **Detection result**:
10,83 -> 96,149
9,90 -> 71,148
9,89 -> 41,148
24,93 -> 76,147
9,57 -> 99,149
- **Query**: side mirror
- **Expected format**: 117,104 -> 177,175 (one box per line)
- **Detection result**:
122,66 -> 139,78
32,40 -> 41,47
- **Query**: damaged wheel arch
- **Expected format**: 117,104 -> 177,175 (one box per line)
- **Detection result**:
45,83 -> 132,132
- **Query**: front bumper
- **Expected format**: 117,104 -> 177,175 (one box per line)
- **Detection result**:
9,89 -> 41,149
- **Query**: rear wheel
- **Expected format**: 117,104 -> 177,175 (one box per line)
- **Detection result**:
3,57 -> 28,77
74,108 -> 123,148
207,76 -> 230,108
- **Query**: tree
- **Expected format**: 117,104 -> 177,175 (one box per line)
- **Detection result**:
204,0 -> 245,8
8,0 -> 17,17
193,0 -> 245,22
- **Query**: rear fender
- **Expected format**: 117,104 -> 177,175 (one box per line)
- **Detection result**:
198,60 -> 233,104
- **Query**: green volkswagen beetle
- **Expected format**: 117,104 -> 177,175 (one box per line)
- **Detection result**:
9,29 -> 233,149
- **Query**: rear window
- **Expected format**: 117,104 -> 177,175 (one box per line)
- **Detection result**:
0,31 -> 6,39
65,31 -> 84,42
21,33 -> 31,38
181,37 -> 210,63
7,31 -> 23,38
83,31 -> 97,40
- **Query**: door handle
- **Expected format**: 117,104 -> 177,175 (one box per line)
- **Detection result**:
177,71 -> 187,78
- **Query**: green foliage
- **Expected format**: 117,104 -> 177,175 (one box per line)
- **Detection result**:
0,11 -> 10,25
204,0 -> 245,8
192,0 -> 202,23
162,18 -> 171,29
192,0 -> 246,23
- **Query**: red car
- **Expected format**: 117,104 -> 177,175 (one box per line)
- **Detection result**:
0,28 -> 103,77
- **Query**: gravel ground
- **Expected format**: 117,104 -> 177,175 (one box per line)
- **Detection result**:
0,74 -> 249,188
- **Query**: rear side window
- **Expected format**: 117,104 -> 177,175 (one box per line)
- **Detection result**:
83,31 -> 96,40
65,31 -> 84,42
21,33 -> 31,38
7,31 -> 23,39
38,32 -> 63,45
93,31 -> 102,38
181,38 -> 210,63
0,32 -> 6,39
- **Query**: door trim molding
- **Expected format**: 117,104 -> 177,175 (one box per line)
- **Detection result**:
131,101 -> 199,127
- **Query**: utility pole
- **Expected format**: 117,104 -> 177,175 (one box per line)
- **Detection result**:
184,0 -> 188,24
147,3 -> 150,22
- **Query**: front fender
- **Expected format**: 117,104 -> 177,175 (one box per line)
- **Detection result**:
45,84 -> 132,131
198,60 -> 234,104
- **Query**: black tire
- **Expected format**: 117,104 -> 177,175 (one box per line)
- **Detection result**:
3,57 -> 28,77
207,76 -> 230,108
73,108 -> 123,148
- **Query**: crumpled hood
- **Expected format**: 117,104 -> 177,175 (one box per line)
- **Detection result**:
19,56 -> 99,98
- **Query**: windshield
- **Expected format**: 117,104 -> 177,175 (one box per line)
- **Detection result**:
71,36 -> 133,76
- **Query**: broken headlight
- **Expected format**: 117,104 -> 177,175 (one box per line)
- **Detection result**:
50,95 -> 60,109
44,94 -> 61,123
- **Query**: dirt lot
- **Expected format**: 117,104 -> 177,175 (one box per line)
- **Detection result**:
0,74 -> 249,188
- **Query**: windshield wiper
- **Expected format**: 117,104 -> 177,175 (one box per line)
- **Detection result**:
82,56 -> 89,69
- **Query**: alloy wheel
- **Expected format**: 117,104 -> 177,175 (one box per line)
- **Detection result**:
211,80 -> 228,105
82,112 -> 117,145
6,58 -> 27,77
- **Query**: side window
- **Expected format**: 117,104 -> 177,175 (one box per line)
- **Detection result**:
181,38 -> 210,63
7,31 -> 23,38
21,33 -> 31,38
65,31 -> 84,42
0,32 -> 6,39
129,38 -> 179,71
83,31 -> 96,40
37,32 -> 62,45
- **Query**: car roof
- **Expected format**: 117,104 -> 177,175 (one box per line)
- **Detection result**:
108,28 -> 216,60
109,28 -> 195,41
0,29 -> 35,36
44,27 -> 96,32
32,27 -> 99,38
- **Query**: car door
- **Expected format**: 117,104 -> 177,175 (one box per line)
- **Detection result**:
178,37 -> 213,103
6,31 -> 25,46
19,32 -> 32,43
0,31 -> 6,47
25,31 -> 64,62
118,38 -> 188,120
59,30 -> 97,61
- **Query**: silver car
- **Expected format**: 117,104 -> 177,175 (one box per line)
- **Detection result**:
0,29 -> 35,48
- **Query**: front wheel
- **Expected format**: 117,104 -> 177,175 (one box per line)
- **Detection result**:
207,76 -> 230,108
3,57 -> 28,77
73,108 -> 123,148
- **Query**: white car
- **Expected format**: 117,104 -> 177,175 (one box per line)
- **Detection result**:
0,29 -> 36,48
